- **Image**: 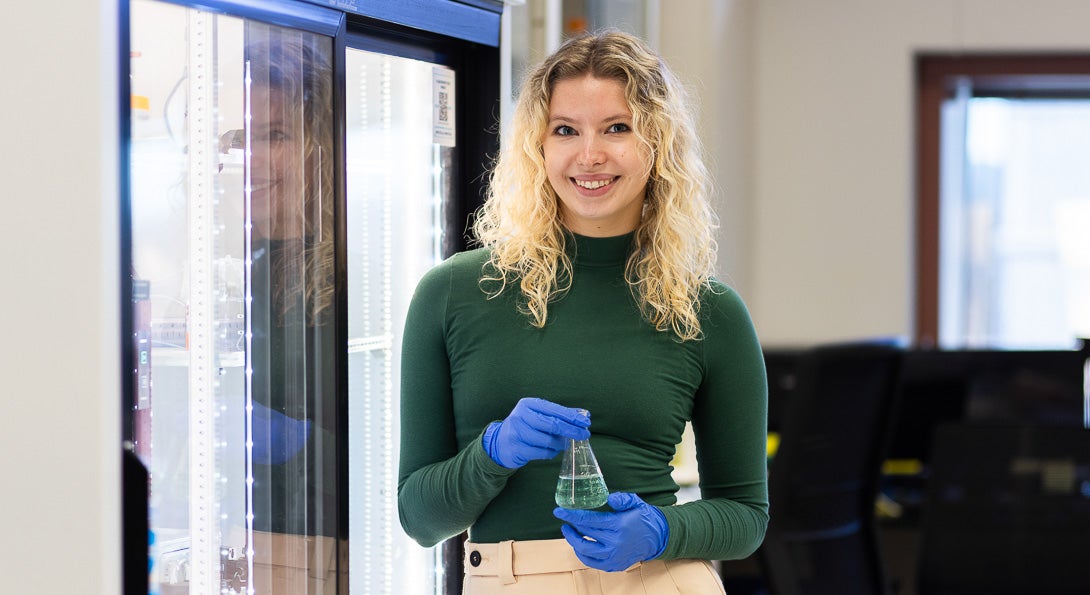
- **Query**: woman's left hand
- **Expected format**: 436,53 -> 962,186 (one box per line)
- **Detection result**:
553,492 -> 669,572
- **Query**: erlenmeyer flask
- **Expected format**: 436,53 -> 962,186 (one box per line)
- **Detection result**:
555,435 -> 609,509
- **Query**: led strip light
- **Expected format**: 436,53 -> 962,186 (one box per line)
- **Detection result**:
185,8 -> 220,594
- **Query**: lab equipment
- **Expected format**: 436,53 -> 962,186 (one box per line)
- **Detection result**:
555,432 -> 608,510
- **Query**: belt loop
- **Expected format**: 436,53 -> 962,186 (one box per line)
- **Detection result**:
498,540 -> 516,584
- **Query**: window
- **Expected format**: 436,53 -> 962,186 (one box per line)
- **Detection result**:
916,55 -> 1090,349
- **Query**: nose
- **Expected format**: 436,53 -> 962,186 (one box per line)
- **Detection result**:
576,135 -> 605,167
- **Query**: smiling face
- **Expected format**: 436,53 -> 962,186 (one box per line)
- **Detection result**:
542,75 -> 652,237
249,84 -> 306,240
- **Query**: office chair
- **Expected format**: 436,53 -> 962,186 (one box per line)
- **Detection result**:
917,422 -> 1090,594
758,342 -> 903,595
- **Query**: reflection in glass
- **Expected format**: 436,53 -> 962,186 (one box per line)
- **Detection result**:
245,22 -> 339,595
130,1 -> 338,592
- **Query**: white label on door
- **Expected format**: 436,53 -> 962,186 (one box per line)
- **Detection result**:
433,66 -> 456,147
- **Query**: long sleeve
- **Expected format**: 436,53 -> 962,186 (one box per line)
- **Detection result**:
397,432 -> 516,547
396,259 -> 517,547
658,285 -> 770,560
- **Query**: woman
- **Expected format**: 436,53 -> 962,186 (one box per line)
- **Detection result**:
398,30 -> 768,593
244,28 -> 339,595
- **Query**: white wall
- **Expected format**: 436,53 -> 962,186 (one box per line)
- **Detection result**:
660,0 -> 755,297
0,2 -> 121,593
660,0 -> 1090,347
748,0 -> 1090,346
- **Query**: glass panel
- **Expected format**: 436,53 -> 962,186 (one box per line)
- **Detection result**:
345,47 -> 453,595
940,95 -> 1090,349
130,1 -> 338,593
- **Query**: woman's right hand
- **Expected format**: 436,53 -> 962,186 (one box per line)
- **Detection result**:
482,397 -> 591,469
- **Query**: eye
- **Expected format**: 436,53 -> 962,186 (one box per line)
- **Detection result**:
606,123 -> 631,134
553,125 -> 576,136
254,129 -> 289,143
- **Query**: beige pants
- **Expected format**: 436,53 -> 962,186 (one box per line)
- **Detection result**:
463,539 -> 726,595
249,531 -> 341,595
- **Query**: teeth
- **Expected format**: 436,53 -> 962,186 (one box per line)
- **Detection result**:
575,178 -> 613,190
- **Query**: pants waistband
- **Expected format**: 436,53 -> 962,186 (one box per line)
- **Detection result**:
464,539 -> 592,583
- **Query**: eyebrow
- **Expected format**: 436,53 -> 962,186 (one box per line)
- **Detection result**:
548,113 -> 632,124
252,117 -> 288,131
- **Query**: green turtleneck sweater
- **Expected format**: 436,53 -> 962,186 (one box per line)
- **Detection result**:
397,233 -> 768,561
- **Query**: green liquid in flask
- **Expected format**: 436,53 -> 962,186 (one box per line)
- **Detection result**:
555,430 -> 609,509
555,473 -> 609,509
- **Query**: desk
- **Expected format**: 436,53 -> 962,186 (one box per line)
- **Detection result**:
728,345 -> 1090,594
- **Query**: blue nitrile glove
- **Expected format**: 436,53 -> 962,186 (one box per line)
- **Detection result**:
482,397 -> 591,469
251,401 -> 312,465
553,491 -> 669,572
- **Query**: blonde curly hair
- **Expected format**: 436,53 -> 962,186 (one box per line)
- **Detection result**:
247,29 -> 335,325
474,30 -> 717,341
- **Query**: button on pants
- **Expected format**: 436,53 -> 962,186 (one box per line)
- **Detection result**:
463,539 -> 726,595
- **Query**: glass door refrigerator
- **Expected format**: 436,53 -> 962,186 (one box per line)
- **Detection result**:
123,1 -> 501,593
